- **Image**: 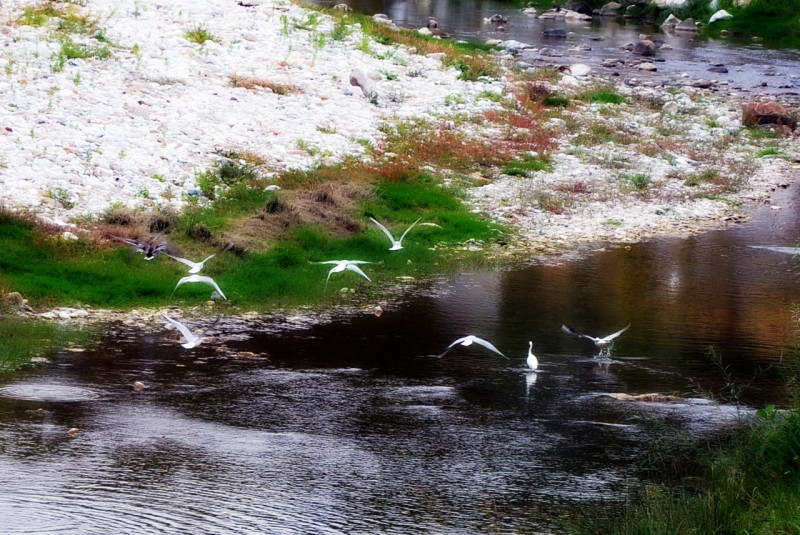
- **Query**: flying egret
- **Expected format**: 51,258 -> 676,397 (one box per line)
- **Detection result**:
314,260 -> 372,288
166,253 -> 218,274
173,274 -> 227,300
561,324 -> 630,348
369,217 -> 421,251
162,313 -> 219,349
165,243 -> 231,274
527,341 -> 539,371
437,335 -> 507,359
111,234 -> 169,260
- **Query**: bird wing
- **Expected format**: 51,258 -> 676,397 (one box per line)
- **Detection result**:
111,235 -> 140,247
561,324 -> 598,343
199,253 -> 217,264
437,336 -> 469,357
197,276 -> 227,300
398,218 -> 422,242
601,324 -> 630,343
166,254 -> 196,269
369,217 -> 397,244
162,313 -> 196,343
345,263 -> 371,281
471,337 -> 507,358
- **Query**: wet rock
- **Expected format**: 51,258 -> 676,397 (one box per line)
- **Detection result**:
133,381 -> 146,391
661,13 -> 681,30
67,427 -> 80,437
565,1 -> 593,15
692,79 -> 715,88
632,40 -> 657,57
606,393 -> 684,402
636,62 -> 657,71
598,2 -> 623,16
675,18 -> 699,32
543,28 -> 567,39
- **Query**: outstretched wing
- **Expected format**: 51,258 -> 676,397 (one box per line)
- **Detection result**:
602,324 -> 630,343
369,217 -> 397,244
345,263 -> 371,282
162,313 -> 195,342
437,336 -> 468,358
166,254 -> 197,269
398,218 -> 422,242
198,276 -> 227,300
561,324 -> 596,343
471,336 -> 507,359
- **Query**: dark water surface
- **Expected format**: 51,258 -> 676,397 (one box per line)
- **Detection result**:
315,0 -> 800,98
0,182 -> 798,533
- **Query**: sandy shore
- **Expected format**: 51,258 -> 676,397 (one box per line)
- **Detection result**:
1,0 -> 798,255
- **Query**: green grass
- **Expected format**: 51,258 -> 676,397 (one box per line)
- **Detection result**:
708,0 -> 800,48
501,155 -> 552,177
0,316 -> 98,372
0,169 -> 502,310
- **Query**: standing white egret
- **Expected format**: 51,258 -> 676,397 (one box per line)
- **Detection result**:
437,335 -> 507,359
560,324 -> 630,348
162,313 -> 219,349
369,217 -> 421,251
314,260 -> 372,288
173,274 -> 227,300
526,341 -> 539,371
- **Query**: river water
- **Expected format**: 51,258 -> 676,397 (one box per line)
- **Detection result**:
0,181 -> 798,532
318,0 -> 800,99
2,7 -> 800,531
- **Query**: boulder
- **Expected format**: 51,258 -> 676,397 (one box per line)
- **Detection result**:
565,1 -> 593,15
543,28 -> 568,38
632,39 -> 657,56
349,68 -> 376,99
661,13 -> 681,29
742,102 -> 798,133
598,2 -> 623,16
709,9 -> 733,23
675,18 -> 699,32
564,9 -> 593,20
653,0 -> 688,6
3,292 -> 26,307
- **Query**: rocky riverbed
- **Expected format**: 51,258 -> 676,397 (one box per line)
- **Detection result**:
1,0 -> 799,262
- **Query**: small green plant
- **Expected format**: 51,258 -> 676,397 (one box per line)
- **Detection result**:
623,172 -> 652,190
502,155 -> 551,177
756,147 -> 783,158
294,13 -> 321,31
475,90 -> 503,103
542,95 -> 569,107
331,18 -> 351,41
184,25 -> 217,44
684,168 -> 720,187
579,87 -> 629,105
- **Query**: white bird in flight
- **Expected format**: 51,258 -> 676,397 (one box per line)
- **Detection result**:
527,341 -> 539,371
369,217 -> 421,251
314,260 -> 372,288
166,253 -> 218,274
561,324 -> 630,348
173,274 -> 227,300
438,335 -> 507,359
162,313 -> 218,349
